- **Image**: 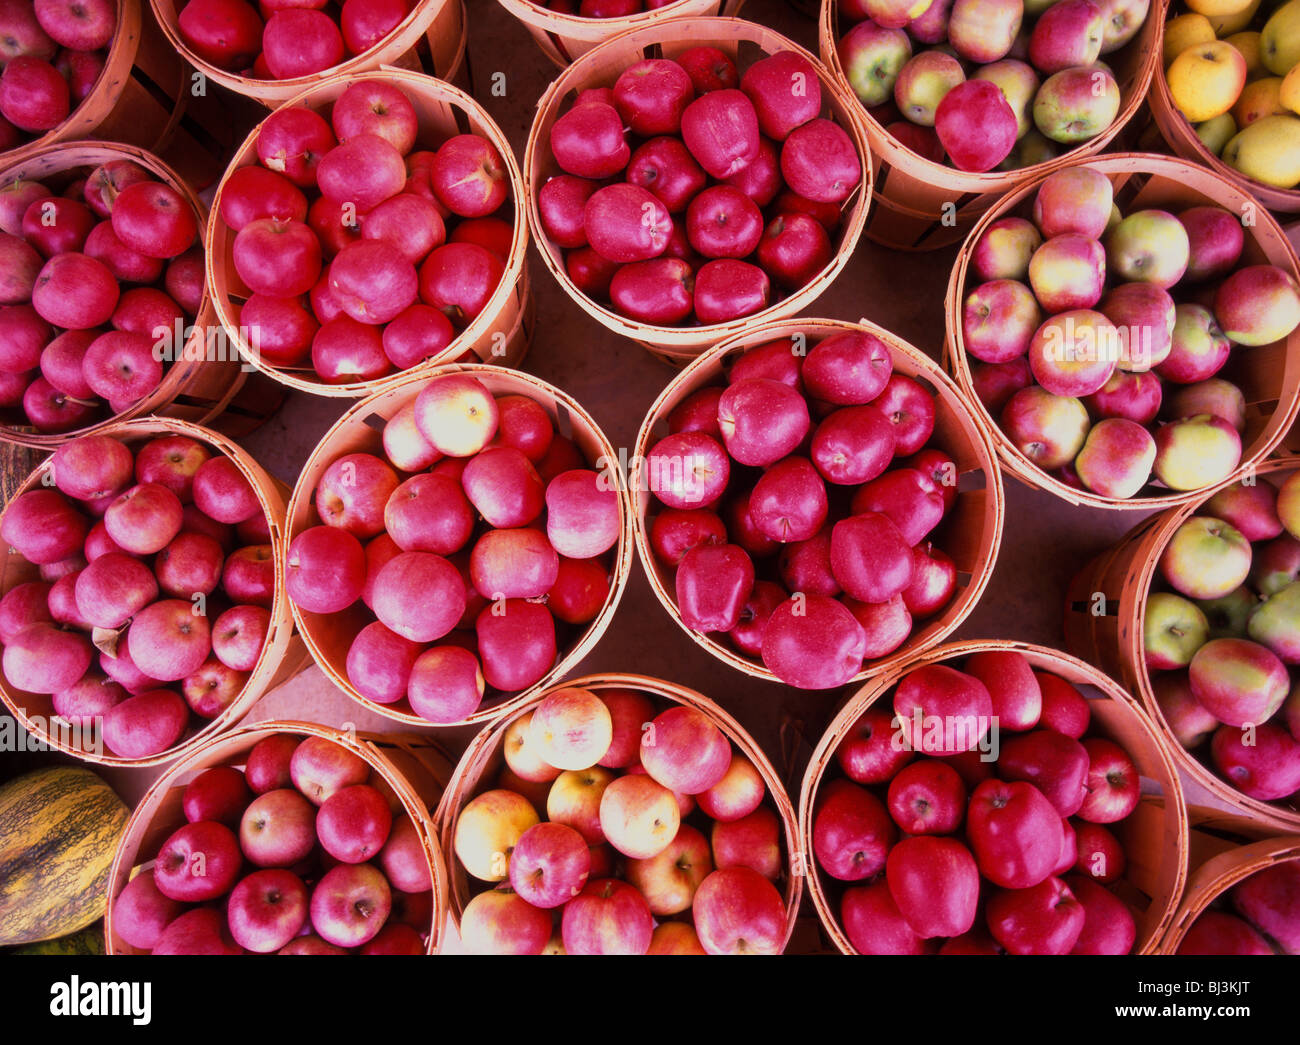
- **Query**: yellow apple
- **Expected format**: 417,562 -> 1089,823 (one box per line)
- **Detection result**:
502,711 -> 561,784
1196,111 -> 1239,153
453,789 -> 539,882
1208,0 -> 1262,34
1224,31 -> 1265,79
1168,40 -> 1249,121
1232,76 -> 1287,126
1282,64 -> 1300,112
1276,471 -> 1300,540
1261,0 -> 1300,75
1185,0 -> 1255,18
1222,113 -> 1300,186
1163,12 -> 1217,67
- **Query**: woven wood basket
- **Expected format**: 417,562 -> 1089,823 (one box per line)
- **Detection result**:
946,152 -> 1300,510
432,670 -> 804,950
797,639 -> 1189,954
0,142 -> 248,449
632,316 -> 1004,687
1064,455 -> 1300,831
0,418 -> 307,768
104,719 -> 454,954
818,0 -> 1161,250
206,67 -> 533,399
524,16 -> 872,366
284,363 -> 632,728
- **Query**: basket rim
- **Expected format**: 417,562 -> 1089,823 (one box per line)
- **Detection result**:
795,637 -> 1190,955
817,0 -> 1161,193
432,670 -> 806,951
102,717 -> 452,955
522,14 -> 874,354
945,150 -> 1300,511
282,362 -> 635,729
205,66 -> 531,399
0,417 -> 298,769
630,314 -> 1006,687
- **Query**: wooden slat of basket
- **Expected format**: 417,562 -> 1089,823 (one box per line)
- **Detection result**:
819,0 -> 1161,250
631,316 -> 1005,687
797,639 -> 1188,955
1063,456 -> 1300,832
283,363 -> 633,728
0,418 -> 304,768
432,671 -> 804,951
945,152 -> 1300,511
524,16 -> 872,363
104,719 -> 453,954
206,66 -> 531,399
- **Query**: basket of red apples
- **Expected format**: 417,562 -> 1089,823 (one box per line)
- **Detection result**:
0,420 -> 306,766
525,17 -> 872,364
495,0 -> 738,68
632,317 -> 1004,690
1161,805 -> 1300,954
105,720 -> 454,954
435,673 -> 802,955
207,71 -> 531,397
1066,457 -> 1300,831
0,142 -> 249,447
155,0 -> 466,108
284,365 -> 631,727
819,0 -> 1160,250
947,152 -> 1300,508
799,640 -> 1188,955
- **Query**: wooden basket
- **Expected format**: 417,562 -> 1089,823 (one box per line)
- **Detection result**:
797,639 -> 1189,954
1158,803 -> 1300,953
0,142 -> 249,450
0,418 -> 308,768
104,719 -> 454,954
432,671 -> 804,948
946,152 -> 1300,510
207,67 -> 533,399
819,0 -> 1161,251
285,363 -> 633,728
524,17 -> 872,366
1064,455 -> 1300,831
496,0 -> 742,67
632,316 -> 1005,686
1149,2 -> 1300,216
150,0 -> 468,110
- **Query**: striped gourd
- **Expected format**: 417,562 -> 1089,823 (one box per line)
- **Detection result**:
0,767 -> 128,946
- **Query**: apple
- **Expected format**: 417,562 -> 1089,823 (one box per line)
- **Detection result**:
934,78 -> 1018,172
1077,737 -> 1140,822
1231,860 -> 1300,954
680,89 -> 760,180
886,759 -> 966,834
528,686 -> 613,771
309,862 -> 390,948
151,908 -> 243,955
812,778 -> 895,881
1187,637 -> 1289,728
1029,0 -> 1104,74
550,101 -> 629,180
561,878 -> 653,955
841,880 -> 932,955
598,773 -> 679,860
547,766 -> 613,845
894,50 -> 964,127
972,216 -> 1042,280
1033,66 -> 1120,144
1178,910 -> 1273,955
761,594 -> 867,689
1214,265 -> 1300,347
153,820 -> 243,901
413,373 -> 498,457
1212,722 -> 1300,800
111,873 -> 184,951
967,778 -> 1064,888
289,735 -> 370,806
692,867 -> 786,955
454,788 -> 539,882
962,279 -> 1041,364
963,650 -> 1042,731
1143,592 -> 1209,670
987,875 -> 1085,955
239,787 -> 316,868
886,835 -> 979,938
459,887 -> 551,955
429,135 -> 507,219
948,0 -> 1022,63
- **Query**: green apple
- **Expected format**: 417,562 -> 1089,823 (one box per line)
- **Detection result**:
894,50 -> 965,127
1106,209 -> 1191,288
1247,580 -> 1300,663
1260,0 -> 1300,76
838,21 -> 913,108
1196,585 -> 1258,639
1143,591 -> 1210,671
1159,516 -> 1253,600
1195,113 -> 1238,156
